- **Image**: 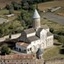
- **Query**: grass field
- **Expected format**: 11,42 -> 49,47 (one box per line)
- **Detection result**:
38,1 -> 64,11
38,0 -> 64,17
41,18 -> 64,32
0,9 -> 21,22
43,46 -> 64,60
0,0 -> 21,8
0,9 -> 9,15
54,8 -> 64,17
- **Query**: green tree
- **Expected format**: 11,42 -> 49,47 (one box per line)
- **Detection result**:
5,4 -> 10,10
1,44 -> 11,55
50,28 -> 54,33
0,28 -> 3,37
20,10 -> 33,27
11,1 -> 21,10
59,36 -> 64,54
58,36 -> 64,45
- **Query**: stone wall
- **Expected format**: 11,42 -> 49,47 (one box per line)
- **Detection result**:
0,59 -> 36,64
0,54 -> 44,64
0,33 -> 21,42
0,58 -> 44,64
46,59 -> 64,64
0,56 -> 64,64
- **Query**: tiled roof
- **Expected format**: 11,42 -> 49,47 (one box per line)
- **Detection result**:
36,25 -> 49,37
36,28 -> 43,37
36,48 -> 43,55
28,36 -> 39,42
24,28 -> 35,34
16,42 -> 29,48
37,28 -> 43,34
47,32 -> 53,36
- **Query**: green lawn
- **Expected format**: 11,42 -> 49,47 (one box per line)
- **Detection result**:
43,46 -> 64,60
41,18 -> 64,32
38,1 -> 64,11
0,9 -> 9,15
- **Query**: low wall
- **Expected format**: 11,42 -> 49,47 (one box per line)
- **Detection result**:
0,54 -> 44,64
46,58 -> 64,64
0,33 -> 21,42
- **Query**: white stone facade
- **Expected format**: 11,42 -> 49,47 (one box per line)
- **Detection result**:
27,39 -> 40,54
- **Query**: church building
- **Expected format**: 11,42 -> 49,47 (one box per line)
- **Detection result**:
16,9 -> 54,54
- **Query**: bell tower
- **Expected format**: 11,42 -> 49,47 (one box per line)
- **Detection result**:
33,9 -> 41,31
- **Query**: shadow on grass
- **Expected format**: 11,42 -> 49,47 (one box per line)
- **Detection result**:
59,46 -> 64,54
54,43 -> 61,46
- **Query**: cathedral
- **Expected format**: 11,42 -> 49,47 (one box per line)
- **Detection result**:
16,9 -> 54,54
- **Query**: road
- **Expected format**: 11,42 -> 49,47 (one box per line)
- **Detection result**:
42,12 -> 64,25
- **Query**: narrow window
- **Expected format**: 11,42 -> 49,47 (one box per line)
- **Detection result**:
30,48 -> 32,50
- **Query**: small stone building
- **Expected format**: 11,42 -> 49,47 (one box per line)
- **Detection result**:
16,9 -> 54,54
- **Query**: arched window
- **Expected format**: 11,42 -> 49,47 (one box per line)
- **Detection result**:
19,48 -> 21,52
30,48 -> 32,50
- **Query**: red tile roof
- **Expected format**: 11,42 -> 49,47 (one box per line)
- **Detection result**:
16,42 -> 29,47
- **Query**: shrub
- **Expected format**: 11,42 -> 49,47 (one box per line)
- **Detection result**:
50,28 -> 54,33
1,44 -> 11,55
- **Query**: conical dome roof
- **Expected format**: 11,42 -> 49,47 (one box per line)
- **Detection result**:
33,9 -> 40,19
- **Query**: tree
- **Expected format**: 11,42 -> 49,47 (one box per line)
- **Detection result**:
5,4 -> 10,10
21,10 -> 33,27
1,44 -> 11,55
8,4 -> 14,14
50,28 -> 54,33
11,1 -> 21,10
9,9 -> 13,14
57,35 -> 64,47
0,28 -> 3,37
22,1 -> 29,10
27,0 -> 34,5
29,5 -> 35,11
21,0 -> 27,6
59,36 -> 64,54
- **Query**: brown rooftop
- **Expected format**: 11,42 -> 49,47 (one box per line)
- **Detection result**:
16,42 -> 29,48
36,28 -> 43,37
47,32 -> 53,36
28,36 -> 39,42
24,28 -> 35,34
